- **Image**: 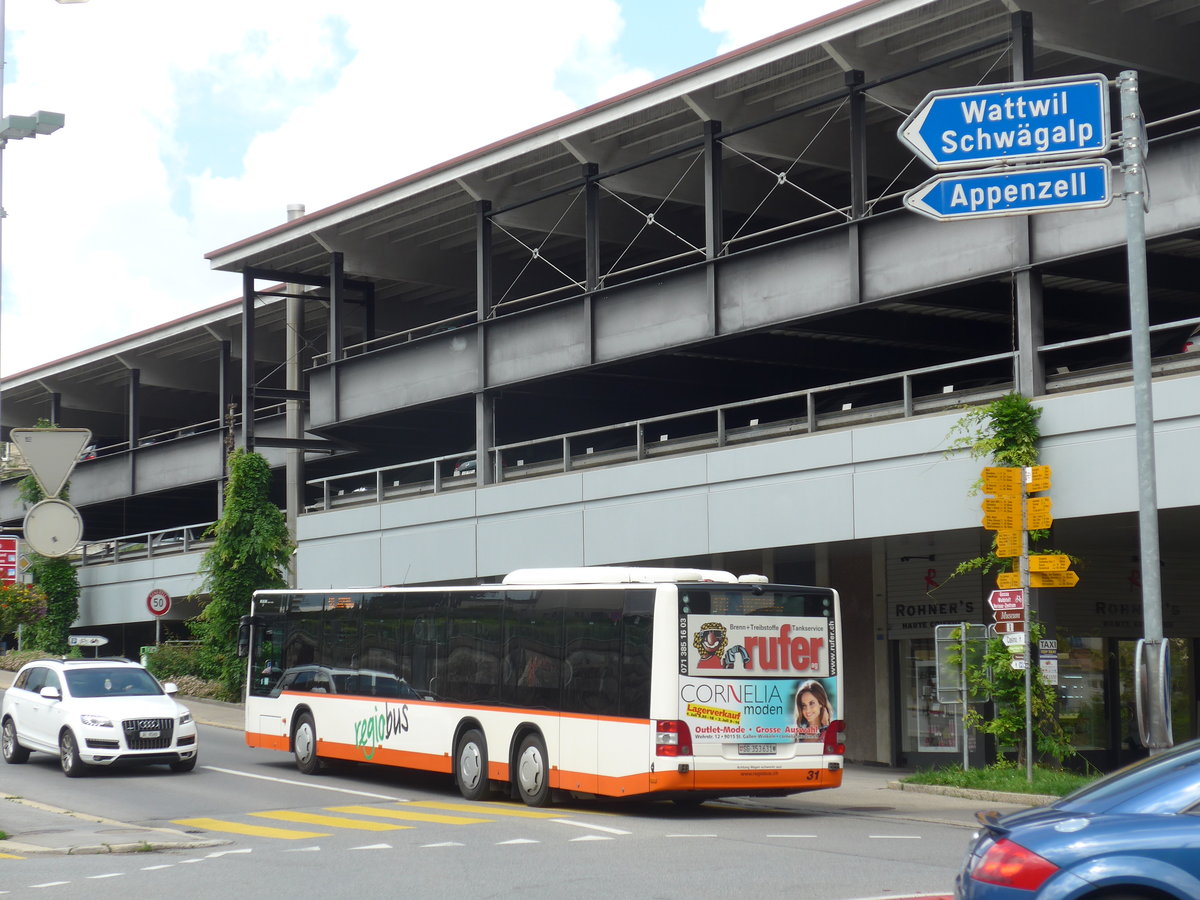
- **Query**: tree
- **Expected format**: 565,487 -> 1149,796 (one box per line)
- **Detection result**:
191,450 -> 293,701
0,582 -> 49,645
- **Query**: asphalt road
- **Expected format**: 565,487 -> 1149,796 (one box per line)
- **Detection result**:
2,677 -> 1027,899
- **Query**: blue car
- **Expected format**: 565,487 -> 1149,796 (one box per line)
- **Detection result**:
956,738 -> 1200,899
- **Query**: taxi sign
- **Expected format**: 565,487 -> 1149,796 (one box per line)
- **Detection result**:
1029,554 -> 1071,572
1030,570 -> 1080,588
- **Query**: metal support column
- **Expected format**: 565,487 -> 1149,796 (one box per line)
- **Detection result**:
475,200 -> 493,485
328,251 -> 344,424
48,392 -> 61,425
217,339 -> 231,513
703,119 -> 722,335
127,368 -> 140,495
241,271 -> 256,452
847,70 -> 866,305
285,203 -> 306,589
583,163 -> 599,365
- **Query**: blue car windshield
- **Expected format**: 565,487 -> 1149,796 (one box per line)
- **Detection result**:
1058,739 -> 1200,815
65,668 -> 164,698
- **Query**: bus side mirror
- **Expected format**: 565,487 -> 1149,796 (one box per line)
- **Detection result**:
238,615 -> 264,658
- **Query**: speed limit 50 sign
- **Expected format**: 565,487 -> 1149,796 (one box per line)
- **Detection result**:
146,589 -> 172,617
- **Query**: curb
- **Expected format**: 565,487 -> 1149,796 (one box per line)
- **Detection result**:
887,780 -> 1057,807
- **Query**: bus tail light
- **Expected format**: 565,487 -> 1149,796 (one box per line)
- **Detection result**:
823,719 -> 845,755
655,720 -> 693,756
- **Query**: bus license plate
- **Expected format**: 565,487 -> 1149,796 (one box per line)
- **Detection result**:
738,743 -> 774,755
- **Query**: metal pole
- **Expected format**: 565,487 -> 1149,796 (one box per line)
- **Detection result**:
0,0 -> 9,445
1119,69 -> 1170,754
1021,483 -> 1033,782
961,624 -> 969,771
285,203 -> 305,589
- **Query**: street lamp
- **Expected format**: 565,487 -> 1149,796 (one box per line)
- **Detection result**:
0,0 -> 88,450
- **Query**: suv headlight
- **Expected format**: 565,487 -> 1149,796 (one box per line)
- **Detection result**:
179,712 -> 193,725
80,714 -> 113,728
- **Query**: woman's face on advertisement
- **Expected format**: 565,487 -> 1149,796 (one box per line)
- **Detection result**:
799,690 -> 822,725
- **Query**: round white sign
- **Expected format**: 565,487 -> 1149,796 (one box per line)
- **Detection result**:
22,499 -> 84,558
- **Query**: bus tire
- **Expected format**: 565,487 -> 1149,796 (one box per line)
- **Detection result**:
455,728 -> 489,800
294,713 -> 324,775
515,733 -> 551,807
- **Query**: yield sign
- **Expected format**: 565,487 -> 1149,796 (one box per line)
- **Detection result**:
9,427 -> 92,498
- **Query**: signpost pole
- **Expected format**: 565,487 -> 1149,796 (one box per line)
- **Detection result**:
961,624 -> 969,771
1021,479 -> 1033,782
1119,69 -> 1170,754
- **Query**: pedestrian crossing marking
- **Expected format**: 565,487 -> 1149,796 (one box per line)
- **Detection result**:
327,804 -> 491,825
250,811 -> 412,831
405,801 -> 560,819
172,817 -> 329,840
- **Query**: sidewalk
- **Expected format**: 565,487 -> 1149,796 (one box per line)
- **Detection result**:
1,668 -> 1047,856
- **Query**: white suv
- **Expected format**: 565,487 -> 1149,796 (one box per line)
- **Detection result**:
1,658 -> 198,776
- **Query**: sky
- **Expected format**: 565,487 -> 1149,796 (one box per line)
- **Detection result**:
2,0 -> 853,377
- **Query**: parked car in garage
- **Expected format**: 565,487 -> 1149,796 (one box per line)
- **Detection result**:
956,738 -> 1200,899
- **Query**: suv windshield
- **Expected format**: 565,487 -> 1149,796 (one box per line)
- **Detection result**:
64,667 -> 163,698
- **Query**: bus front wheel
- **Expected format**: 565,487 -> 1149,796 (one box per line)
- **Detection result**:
515,733 -> 551,807
455,729 -> 489,800
294,713 -> 324,775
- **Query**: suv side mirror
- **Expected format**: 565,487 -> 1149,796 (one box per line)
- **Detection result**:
39,686 -> 61,701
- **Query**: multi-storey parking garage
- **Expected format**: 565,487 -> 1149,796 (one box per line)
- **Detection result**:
2,0 -> 1200,770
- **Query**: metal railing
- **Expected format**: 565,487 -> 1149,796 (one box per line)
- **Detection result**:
76,522 -> 216,567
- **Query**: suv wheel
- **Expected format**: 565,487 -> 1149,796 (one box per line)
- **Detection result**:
60,729 -> 89,777
2,718 -> 30,764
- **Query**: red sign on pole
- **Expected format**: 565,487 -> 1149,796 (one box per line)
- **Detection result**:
994,608 -> 1024,622
988,589 -> 1025,611
0,535 -> 17,586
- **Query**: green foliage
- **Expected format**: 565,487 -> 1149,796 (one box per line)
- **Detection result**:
14,461 -> 79,654
903,761 -> 1095,796
143,642 -> 203,682
946,622 -> 1076,766
191,450 -> 293,701
946,392 -> 1042,472
0,583 -> 49,638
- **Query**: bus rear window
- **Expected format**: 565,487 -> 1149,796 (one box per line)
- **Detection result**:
679,587 -> 834,618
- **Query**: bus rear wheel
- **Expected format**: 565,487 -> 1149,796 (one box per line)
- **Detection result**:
515,733 -> 550,807
455,729 -> 489,800
294,713 -> 324,775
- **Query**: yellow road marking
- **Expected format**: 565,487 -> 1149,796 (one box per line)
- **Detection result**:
1,852 -> 26,859
251,811 -> 411,831
327,804 -> 491,825
406,801 -> 561,819
172,817 -> 330,840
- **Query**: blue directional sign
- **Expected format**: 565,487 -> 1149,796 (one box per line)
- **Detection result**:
898,74 -> 1110,170
903,160 -> 1112,222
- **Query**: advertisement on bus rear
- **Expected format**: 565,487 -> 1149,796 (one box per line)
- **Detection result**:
679,615 -> 837,744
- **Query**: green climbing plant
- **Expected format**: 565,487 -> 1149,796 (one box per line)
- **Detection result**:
191,450 -> 293,701
943,392 -> 1077,766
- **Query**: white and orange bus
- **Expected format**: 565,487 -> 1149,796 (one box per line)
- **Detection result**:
238,567 -> 844,806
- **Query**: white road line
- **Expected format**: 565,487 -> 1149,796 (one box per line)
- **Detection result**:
551,818 -> 631,836
140,865 -> 174,871
203,766 -> 408,801
206,849 -> 252,858
284,846 -> 322,852
422,841 -> 465,847
351,843 -> 393,850
498,838 -> 539,844
31,883 -> 70,889
86,874 -> 123,880
570,835 -> 613,842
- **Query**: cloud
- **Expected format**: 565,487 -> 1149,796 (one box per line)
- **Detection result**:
699,0 -> 853,51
